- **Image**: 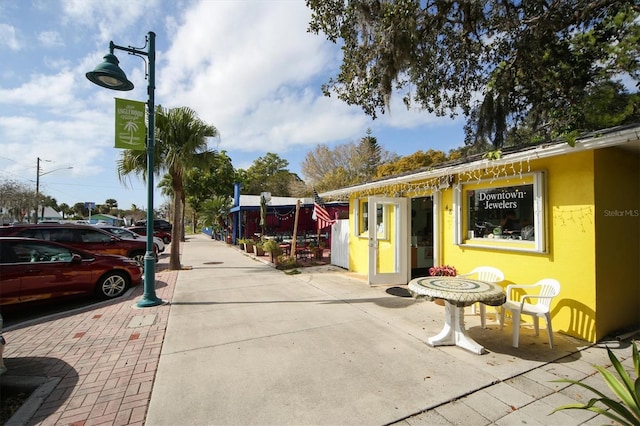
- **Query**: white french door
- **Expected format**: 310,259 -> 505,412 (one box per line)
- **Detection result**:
367,197 -> 409,285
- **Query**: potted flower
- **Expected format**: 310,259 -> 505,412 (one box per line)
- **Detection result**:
429,265 -> 457,277
428,265 -> 457,305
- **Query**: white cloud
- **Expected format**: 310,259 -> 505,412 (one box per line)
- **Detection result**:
0,23 -> 21,50
61,0 -> 161,43
38,31 -> 64,47
0,0 -> 467,207
0,70 -> 78,108
152,0 -> 368,157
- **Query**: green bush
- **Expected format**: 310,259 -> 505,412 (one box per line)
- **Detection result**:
263,239 -> 282,255
551,340 -> 639,425
276,256 -> 301,270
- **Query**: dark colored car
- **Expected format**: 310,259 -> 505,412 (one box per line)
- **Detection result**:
0,237 -> 142,308
128,226 -> 172,244
0,224 -> 149,264
134,219 -> 172,232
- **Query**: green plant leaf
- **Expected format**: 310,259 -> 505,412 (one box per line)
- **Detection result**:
552,378 -> 610,400
608,346 -> 636,395
594,364 -> 640,419
551,398 -> 635,425
597,397 -> 640,425
551,341 -> 640,425
633,341 -> 640,378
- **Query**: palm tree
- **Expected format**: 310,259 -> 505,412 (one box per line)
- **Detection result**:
117,106 -> 218,270
39,195 -> 58,221
200,195 -> 232,236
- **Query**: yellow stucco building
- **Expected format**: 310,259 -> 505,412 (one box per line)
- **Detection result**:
322,125 -> 640,343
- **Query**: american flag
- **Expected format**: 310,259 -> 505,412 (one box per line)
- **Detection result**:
312,189 -> 336,230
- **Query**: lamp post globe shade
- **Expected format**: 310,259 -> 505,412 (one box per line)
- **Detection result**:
86,53 -> 134,91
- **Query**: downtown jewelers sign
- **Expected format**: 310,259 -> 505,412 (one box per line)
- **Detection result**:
114,98 -> 146,150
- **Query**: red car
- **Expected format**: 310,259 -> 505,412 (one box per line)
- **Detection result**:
0,237 -> 142,308
128,226 -> 172,244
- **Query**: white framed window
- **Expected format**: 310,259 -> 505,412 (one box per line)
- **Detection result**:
355,198 -> 386,239
454,171 -> 547,253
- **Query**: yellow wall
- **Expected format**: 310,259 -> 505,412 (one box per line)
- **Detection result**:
346,147 -> 639,342
593,147 -> 640,339
349,198 -> 404,275
446,151 -> 600,341
349,199 -> 366,272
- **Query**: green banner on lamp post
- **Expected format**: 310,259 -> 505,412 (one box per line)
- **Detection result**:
115,98 -> 146,150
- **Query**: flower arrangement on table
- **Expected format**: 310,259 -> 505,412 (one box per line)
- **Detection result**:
429,265 -> 457,277
426,265 -> 457,305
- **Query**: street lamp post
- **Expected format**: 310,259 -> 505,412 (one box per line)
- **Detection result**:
35,157 -> 73,224
86,31 -> 162,308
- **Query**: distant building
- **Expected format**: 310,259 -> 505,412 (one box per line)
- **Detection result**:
87,214 -> 125,226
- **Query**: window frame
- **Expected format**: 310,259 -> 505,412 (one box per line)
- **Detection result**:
354,198 -> 388,240
454,171 -> 547,253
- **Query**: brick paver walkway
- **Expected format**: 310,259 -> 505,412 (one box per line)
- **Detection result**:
2,264 -> 177,426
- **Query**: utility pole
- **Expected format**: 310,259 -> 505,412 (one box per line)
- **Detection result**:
34,157 -> 72,223
35,157 -> 41,224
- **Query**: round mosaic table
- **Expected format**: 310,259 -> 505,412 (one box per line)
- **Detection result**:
409,276 -> 506,354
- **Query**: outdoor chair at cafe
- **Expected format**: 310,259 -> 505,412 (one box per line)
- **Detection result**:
456,266 -> 505,328
499,278 -> 560,348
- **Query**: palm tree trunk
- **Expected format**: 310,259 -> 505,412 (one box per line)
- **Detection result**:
169,189 -> 183,270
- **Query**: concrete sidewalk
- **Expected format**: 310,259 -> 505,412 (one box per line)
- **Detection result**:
1,233 -> 637,425
147,235 -> 636,425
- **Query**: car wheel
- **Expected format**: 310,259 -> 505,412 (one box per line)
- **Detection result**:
96,272 -> 129,299
131,251 -> 145,265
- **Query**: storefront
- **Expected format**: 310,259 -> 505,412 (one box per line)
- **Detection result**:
322,124 -> 640,342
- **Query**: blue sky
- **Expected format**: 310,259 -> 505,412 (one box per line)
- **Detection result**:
0,0 -> 465,211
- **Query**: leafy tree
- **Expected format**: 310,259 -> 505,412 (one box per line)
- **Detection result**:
578,81 -> 640,130
301,131 -> 396,190
0,180 -> 36,223
38,195 -> 58,222
307,0 -> 639,148
118,106 -> 218,270
58,203 -> 71,219
184,150 -> 236,233
241,152 -> 297,196
199,195 -> 233,233
72,202 -> 88,218
103,199 -> 118,214
356,128 -> 384,181
376,149 -> 449,178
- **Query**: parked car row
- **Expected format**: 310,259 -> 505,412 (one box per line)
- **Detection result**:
0,221 -> 172,310
0,223 -> 152,263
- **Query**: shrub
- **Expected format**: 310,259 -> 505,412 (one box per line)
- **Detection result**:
551,340 -> 639,425
276,256 -> 301,270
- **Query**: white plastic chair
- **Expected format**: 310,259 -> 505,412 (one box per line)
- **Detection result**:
500,279 -> 560,348
457,266 -> 505,328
